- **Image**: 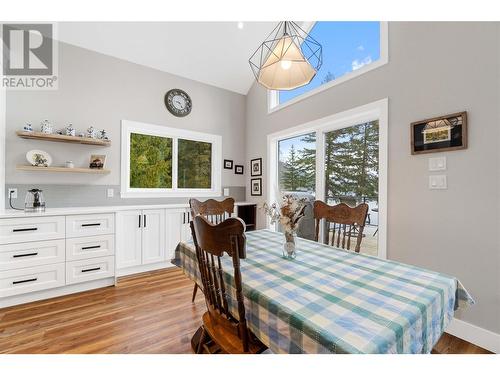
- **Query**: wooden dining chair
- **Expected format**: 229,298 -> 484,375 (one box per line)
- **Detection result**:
190,215 -> 267,354
189,198 -> 235,302
313,200 -> 369,253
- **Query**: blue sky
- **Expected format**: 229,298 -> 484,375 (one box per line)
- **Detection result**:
279,21 -> 380,104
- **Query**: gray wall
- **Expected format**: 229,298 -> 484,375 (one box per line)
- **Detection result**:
5,41 -> 246,200
245,22 -> 500,334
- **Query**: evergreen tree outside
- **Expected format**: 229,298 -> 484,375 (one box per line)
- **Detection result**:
277,121 -> 379,204
178,139 -> 212,188
130,133 -> 172,188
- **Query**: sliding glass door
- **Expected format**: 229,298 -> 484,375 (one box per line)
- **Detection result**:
268,100 -> 387,258
323,121 -> 379,256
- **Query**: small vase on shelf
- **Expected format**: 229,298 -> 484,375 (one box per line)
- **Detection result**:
283,231 -> 296,259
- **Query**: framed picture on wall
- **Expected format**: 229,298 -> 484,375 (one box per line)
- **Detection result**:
250,178 -> 262,196
235,165 -> 244,175
224,159 -> 233,169
411,112 -> 467,155
250,158 -> 262,176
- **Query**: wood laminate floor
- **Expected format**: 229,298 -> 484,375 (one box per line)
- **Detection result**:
0,268 -> 491,354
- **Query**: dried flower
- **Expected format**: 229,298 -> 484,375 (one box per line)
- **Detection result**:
261,193 -> 308,234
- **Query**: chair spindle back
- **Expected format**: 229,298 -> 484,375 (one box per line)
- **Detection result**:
313,200 -> 369,252
190,215 -> 250,351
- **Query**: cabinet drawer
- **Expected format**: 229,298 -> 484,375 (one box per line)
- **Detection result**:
66,235 -> 115,261
66,214 -> 115,238
0,239 -> 65,271
66,256 -> 115,285
0,216 -> 65,245
0,263 -> 65,298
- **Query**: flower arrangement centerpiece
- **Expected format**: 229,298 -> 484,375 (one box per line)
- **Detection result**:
262,194 -> 308,258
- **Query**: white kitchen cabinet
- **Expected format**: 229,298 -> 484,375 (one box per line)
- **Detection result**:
180,209 -> 193,243
165,209 -> 187,261
116,209 -> 170,274
141,209 -> 166,265
116,210 -> 142,269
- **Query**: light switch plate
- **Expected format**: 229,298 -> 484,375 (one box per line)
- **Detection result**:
429,175 -> 447,189
223,188 -> 230,196
107,188 -> 114,198
429,156 -> 446,171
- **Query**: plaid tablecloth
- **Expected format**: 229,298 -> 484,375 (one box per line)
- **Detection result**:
173,229 -> 474,354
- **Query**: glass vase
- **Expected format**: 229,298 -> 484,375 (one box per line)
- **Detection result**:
282,231 -> 296,259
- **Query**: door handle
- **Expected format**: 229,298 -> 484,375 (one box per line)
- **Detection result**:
138,214 -> 142,228
81,223 -> 101,227
143,214 -> 146,228
13,252 -> 38,258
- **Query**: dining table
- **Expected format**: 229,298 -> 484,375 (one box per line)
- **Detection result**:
172,229 -> 474,354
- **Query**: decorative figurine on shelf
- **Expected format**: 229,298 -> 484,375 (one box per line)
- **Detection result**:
98,129 -> 109,140
65,123 -> 76,136
40,119 -> 53,134
86,125 -> 97,139
23,123 -> 33,132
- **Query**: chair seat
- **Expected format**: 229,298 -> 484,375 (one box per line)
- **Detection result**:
199,311 -> 267,354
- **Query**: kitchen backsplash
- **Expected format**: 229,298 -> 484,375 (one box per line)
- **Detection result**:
4,185 -> 245,209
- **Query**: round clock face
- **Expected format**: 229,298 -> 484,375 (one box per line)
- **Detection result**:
165,89 -> 192,117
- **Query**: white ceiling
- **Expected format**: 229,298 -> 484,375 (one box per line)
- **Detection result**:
56,22 -> 276,95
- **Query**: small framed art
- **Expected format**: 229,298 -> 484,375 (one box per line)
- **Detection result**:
411,112 -> 467,155
89,154 -> 106,169
224,159 -> 233,169
250,178 -> 262,196
235,165 -> 244,175
250,158 -> 262,176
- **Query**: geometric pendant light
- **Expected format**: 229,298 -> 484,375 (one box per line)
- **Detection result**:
249,21 -> 322,90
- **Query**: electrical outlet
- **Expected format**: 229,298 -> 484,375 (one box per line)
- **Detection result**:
8,188 -> 17,199
223,188 -> 230,196
107,188 -> 114,198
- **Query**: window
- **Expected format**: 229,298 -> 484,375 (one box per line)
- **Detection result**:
121,120 -> 221,198
268,99 -> 388,258
178,139 -> 212,189
278,133 -> 316,195
269,22 -> 387,111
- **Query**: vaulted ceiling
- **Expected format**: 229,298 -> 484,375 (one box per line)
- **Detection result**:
57,22 -> 277,95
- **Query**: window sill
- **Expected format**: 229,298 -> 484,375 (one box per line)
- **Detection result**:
120,190 -> 222,199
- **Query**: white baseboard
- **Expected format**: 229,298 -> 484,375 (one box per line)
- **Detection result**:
0,277 -> 115,309
115,261 -> 174,277
445,318 -> 500,353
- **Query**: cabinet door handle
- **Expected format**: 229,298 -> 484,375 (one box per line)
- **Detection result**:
82,267 -> 101,273
183,212 -> 186,224
138,214 -> 142,228
81,245 -> 101,250
13,277 -> 37,285
81,223 -> 101,227
143,214 -> 146,228
13,252 -> 38,258
13,227 -> 38,232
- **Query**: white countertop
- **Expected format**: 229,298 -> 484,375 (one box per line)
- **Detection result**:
0,201 -> 257,219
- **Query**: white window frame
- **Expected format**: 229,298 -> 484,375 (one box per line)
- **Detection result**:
121,120 -> 222,198
267,98 -> 388,259
268,22 -> 389,113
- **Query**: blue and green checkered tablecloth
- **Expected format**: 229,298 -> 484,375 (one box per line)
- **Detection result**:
173,229 -> 474,354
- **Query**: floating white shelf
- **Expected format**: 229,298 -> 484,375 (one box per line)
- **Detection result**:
16,131 -> 111,147
16,165 -> 111,174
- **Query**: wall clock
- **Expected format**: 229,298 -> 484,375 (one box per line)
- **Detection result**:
165,89 -> 192,117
